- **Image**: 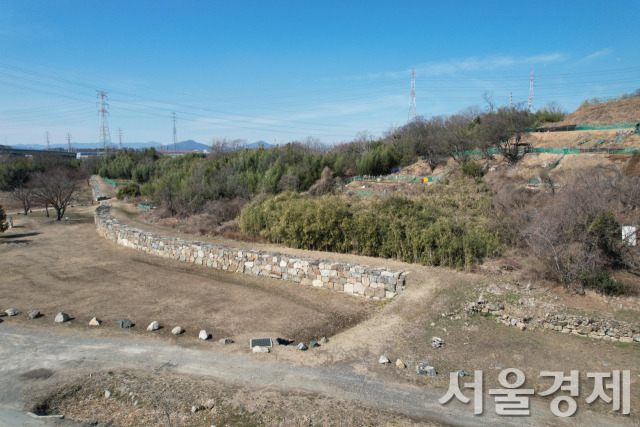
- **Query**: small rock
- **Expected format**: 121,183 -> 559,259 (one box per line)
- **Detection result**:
457,370 -> 469,377
416,364 -> 427,375
319,337 -> 328,343
147,321 -> 159,331
430,337 -> 445,348
54,312 -> 69,323
309,340 -> 320,348
218,338 -> 233,345
297,342 -> 308,351
427,367 -> 438,376
89,317 -> 101,326
105,390 -> 111,399
28,310 -> 40,319
118,319 -> 133,328
252,346 -> 270,353
204,399 -> 215,409
199,330 -> 210,340
191,405 -> 198,413
396,359 -> 406,369
379,355 -> 390,364
5,308 -> 19,316
172,326 -> 184,335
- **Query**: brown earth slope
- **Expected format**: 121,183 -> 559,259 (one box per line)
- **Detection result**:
553,95 -> 640,126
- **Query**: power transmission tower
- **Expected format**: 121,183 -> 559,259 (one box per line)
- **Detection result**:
408,68 -> 416,122
45,131 -> 50,151
97,91 -> 111,151
527,70 -> 534,112
67,133 -> 72,152
172,112 -> 177,150
510,92 -> 513,108
118,128 -> 123,150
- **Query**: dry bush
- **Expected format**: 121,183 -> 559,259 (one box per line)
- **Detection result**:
308,166 -> 339,196
490,165 -> 639,293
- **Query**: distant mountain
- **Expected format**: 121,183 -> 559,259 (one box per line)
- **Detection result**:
8,140 -> 211,151
9,139 -> 269,152
244,140 -> 274,150
156,140 -> 209,152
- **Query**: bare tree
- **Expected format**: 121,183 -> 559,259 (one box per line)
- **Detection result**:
12,185 -> 33,215
31,169 -> 81,221
209,138 -> 246,158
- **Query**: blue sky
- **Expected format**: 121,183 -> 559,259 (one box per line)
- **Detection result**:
1,1 -> 638,147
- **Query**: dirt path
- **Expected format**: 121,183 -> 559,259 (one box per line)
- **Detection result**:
0,323 -> 611,427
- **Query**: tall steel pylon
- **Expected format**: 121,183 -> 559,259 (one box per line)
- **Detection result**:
408,68 -> 416,122
97,91 -> 111,151
67,133 -> 72,152
172,112 -> 177,150
527,70 -> 534,112
45,131 -> 50,151
118,128 -> 123,150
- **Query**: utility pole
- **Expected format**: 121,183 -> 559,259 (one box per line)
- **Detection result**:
527,70 -> 534,112
408,68 -> 416,122
97,91 -> 111,151
67,133 -> 72,152
118,128 -> 123,150
172,112 -> 177,150
45,131 -> 50,151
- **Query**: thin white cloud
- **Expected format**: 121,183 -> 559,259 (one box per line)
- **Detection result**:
577,48 -> 612,63
324,53 -> 565,84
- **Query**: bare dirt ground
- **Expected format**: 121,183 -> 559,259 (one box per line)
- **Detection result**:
1,179 -> 639,426
553,96 -> 640,126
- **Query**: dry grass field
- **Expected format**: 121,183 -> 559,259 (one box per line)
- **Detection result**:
1,186 -> 639,425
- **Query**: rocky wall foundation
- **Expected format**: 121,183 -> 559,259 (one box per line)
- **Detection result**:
94,201 -> 406,300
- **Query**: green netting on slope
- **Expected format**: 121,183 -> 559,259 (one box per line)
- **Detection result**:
524,122 -> 637,133
587,94 -> 640,104
575,123 -> 637,130
105,177 -> 118,187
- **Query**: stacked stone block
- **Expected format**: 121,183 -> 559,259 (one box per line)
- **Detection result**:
94,202 -> 406,300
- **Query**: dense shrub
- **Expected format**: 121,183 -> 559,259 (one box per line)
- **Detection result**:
116,183 -> 141,199
239,176 -> 502,268
535,102 -> 566,126
460,161 -> 484,178
0,205 -> 7,233
579,273 -> 628,295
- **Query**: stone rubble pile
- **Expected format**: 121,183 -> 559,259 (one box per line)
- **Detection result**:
465,299 -> 639,344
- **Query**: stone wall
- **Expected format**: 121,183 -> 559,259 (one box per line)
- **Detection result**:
93,201 -> 406,300
90,175 -> 107,201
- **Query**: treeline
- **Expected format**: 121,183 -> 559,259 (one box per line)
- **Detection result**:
89,103 -> 564,217
0,155 -> 78,191
239,174 -> 502,268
